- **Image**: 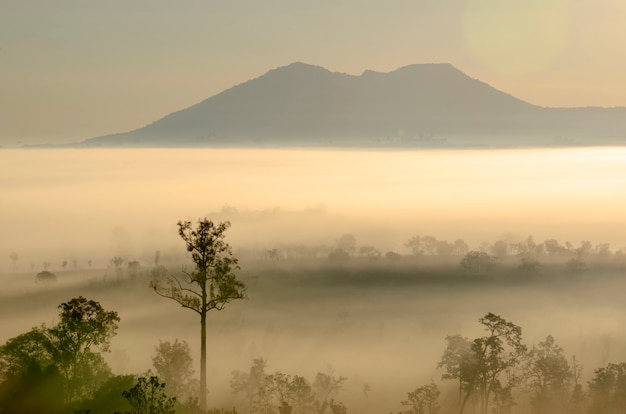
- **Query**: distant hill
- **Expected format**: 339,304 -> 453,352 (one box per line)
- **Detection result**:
78,62 -> 626,148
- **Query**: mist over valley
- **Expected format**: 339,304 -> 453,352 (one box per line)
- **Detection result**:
2,147 -> 626,413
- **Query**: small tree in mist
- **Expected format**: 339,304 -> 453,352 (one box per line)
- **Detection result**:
111,256 -> 124,278
438,334 -> 473,401
405,235 -> 423,255
152,339 -> 197,402
400,382 -> 440,414
587,362 -> 626,414
9,252 -> 18,272
523,335 -> 574,414
231,359 -> 346,414
122,375 -> 176,414
459,251 -> 494,275
336,234 -> 357,256
440,313 -> 526,414
151,218 -> 246,411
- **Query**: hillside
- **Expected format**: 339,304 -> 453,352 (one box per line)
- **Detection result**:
78,62 -> 626,147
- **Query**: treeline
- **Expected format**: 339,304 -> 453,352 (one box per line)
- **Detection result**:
262,234 -> 626,275
7,233 -> 624,279
0,297 -> 201,413
2,299 -> 626,414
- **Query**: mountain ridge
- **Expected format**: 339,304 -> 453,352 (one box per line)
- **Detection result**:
77,62 -> 626,148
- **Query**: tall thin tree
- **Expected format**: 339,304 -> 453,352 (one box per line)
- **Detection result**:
150,218 -> 246,410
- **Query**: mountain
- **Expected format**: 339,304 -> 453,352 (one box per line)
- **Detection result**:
79,62 -> 626,147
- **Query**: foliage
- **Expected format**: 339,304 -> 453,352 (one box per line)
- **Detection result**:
459,251 -> 494,274
231,359 -> 346,414
231,358 -> 269,412
9,252 -> 19,272
438,334 -> 472,401
328,248 -> 350,264
518,255 -> 540,272
121,375 -> 177,414
152,339 -> 197,401
0,327 -> 52,380
336,234 -> 357,256
587,362 -> 626,414
0,362 -> 64,414
48,296 -> 119,403
36,270 -> 57,283
440,313 -> 526,414
79,374 -> 134,414
405,235 -> 423,255
151,218 -> 246,411
401,382 -> 440,414
0,297 -> 119,410
523,335 -> 573,413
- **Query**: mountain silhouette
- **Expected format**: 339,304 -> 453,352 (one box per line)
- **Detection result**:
79,62 -> 626,147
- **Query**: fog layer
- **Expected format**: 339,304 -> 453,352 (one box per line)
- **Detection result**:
2,147 -> 625,268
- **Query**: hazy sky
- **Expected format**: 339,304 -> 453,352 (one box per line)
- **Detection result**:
1,1 -> 625,146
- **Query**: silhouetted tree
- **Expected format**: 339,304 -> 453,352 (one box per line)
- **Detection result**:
595,242 -> 611,257
111,256 -> 124,278
9,252 -> 18,272
401,382 -> 440,414
154,250 -> 161,266
336,234 -> 357,256
152,339 -> 197,402
79,374 -> 134,414
441,313 -> 526,414
359,245 -> 380,260
231,358 -> 269,412
518,255 -> 540,273
151,218 -> 246,411
122,375 -> 176,414
459,251 -> 494,274
48,296 -> 119,404
490,240 -> 508,259
405,235 -> 423,255
36,270 -> 57,283
544,239 -> 567,256
127,260 -> 140,278
452,239 -> 469,256
523,335 -> 574,414
420,236 -> 438,256
0,361 -> 64,414
231,360 -> 345,414
438,334 -> 473,401
587,362 -> 626,414
0,327 -> 53,380
0,297 -> 119,408
313,370 -> 347,410
435,240 -> 454,256
266,249 -> 280,261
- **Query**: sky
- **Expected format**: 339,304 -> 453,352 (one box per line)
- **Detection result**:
1,0 -> 626,146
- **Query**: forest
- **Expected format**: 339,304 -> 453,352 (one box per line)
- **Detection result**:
2,218 -> 626,414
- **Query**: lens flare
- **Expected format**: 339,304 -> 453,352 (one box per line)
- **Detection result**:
463,0 -> 570,76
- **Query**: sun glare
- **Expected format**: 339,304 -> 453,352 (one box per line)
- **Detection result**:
463,0 -> 570,76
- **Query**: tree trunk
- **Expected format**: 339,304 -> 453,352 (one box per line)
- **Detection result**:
200,310 -> 207,411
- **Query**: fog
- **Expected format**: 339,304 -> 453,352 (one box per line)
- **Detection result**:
2,147 -> 626,263
2,147 -> 626,413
